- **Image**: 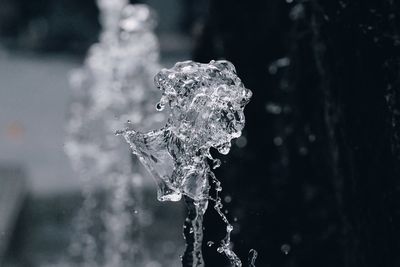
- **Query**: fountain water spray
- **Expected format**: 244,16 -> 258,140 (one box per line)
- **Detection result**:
118,60 -> 257,266
65,1 -> 162,265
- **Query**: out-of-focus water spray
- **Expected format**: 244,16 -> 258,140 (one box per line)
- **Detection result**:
65,0 -> 163,265
118,60 -> 257,266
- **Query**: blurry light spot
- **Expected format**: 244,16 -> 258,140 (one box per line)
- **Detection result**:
268,57 -> 290,74
299,146 -> 308,155
224,195 -> 232,203
236,136 -> 247,148
265,102 -> 282,114
289,4 -> 305,20
273,136 -> 283,146
308,134 -> 316,142
292,234 -> 302,244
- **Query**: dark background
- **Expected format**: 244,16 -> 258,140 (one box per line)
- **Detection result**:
0,0 -> 399,266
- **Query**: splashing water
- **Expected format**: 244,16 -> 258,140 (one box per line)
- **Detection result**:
248,249 -> 258,267
118,60 -> 256,266
65,1 -> 162,266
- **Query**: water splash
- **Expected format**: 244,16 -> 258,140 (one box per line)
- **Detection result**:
248,249 -> 258,267
118,60 -> 256,266
65,2 -> 162,266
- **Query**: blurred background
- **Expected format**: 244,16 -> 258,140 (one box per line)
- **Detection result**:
0,0 -> 400,266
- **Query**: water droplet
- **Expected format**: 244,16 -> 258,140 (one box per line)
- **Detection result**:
268,57 -> 291,74
224,195 -> 232,203
281,244 -> 291,255
207,241 -> 214,247
216,185 -> 222,192
217,142 -> 231,155
265,102 -> 282,114
156,102 -> 164,111
212,158 -> 221,169
248,249 -> 258,267
273,136 -> 283,146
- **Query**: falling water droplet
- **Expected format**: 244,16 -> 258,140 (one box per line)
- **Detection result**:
281,244 -> 291,255
156,102 -> 164,111
217,142 -> 231,155
248,249 -> 258,267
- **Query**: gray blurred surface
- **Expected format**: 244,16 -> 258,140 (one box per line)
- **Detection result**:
0,165 -> 27,264
0,51 -> 80,195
